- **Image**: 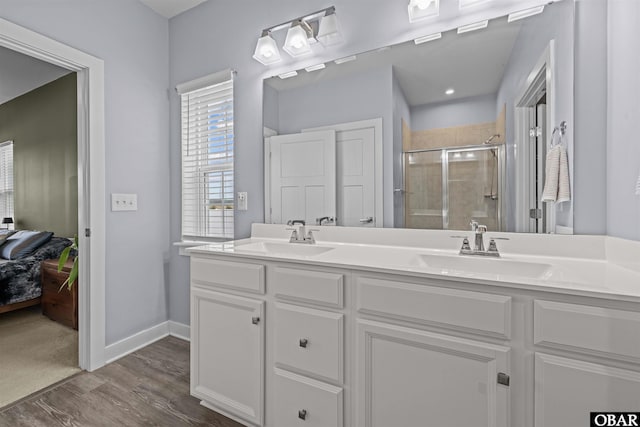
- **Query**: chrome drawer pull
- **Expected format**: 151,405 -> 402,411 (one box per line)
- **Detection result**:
299,338 -> 309,348
298,409 -> 307,420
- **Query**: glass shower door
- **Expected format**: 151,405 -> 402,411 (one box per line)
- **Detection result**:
445,147 -> 500,231
404,151 -> 444,229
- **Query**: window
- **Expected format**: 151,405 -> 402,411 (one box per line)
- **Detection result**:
0,141 -> 14,221
179,71 -> 234,240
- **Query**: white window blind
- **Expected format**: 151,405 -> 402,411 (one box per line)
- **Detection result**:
180,72 -> 234,240
0,141 -> 14,221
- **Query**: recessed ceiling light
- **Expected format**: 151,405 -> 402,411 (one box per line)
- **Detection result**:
508,6 -> 545,23
445,88 -> 455,95
278,71 -> 298,79
457,20 -> 489,34
305,63 -> 326,72
335,55 -> 357,65
414,33 -> 442,45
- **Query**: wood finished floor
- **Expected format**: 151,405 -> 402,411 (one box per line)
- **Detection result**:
0,336 -> 243,427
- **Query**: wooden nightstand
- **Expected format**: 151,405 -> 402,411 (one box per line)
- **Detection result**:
41,258 -> 78,330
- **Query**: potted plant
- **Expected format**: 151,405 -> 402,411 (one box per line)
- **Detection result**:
57,235 -> 78,291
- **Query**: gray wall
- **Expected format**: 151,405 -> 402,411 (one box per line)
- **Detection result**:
0,0 -> 171,345
0,73 -> 78,237
410,93 -> 497,131
607,0 -> 640,240
496,0 -> 574,231
263,83 -> 279,133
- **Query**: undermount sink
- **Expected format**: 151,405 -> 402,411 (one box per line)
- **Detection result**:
234,241 -> 335,257
411,253 -> 553,279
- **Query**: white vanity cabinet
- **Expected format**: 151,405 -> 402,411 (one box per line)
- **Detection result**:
533,300 -> 640,427
190,256 -> 267,426
354,275 -> 512,427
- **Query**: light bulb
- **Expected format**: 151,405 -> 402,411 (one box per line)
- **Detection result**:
292,36 -> 304,49
417,0 -> 432,10
261,47 -> 273,58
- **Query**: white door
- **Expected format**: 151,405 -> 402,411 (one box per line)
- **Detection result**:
336,128 -> 376,227
269,130 -> 336,225
356,319 -> 510,427
190,287 -> 264,426
535,353 -> 640,427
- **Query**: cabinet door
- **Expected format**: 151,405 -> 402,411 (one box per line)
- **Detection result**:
191,287 -> 264,426
356,319 -> 510,427
535,353 -> 640,427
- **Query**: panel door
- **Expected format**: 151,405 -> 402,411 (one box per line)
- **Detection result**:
356,319 -> 510,427
336,128 -> 376,227
191,287 -> 264,426
535,353 -> 640,427
269,130 -> 336,225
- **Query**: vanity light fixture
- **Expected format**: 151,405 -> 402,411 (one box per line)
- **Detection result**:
508,5 -> 545,23
457,20 -> 489,34
305,63 -> 326,72
283,20 -> 314,57
408,0 -> 439,23
445,88 -> 455,95
278,70 -> 298,79
334,55 -> 357,65
252,6 -> 343,65
459,0 -> 491,9
317,7 -> 342,47
414,32 -> 442,45
252,31 -> 281,65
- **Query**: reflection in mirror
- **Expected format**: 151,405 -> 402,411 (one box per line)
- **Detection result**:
263,0 -> 574,233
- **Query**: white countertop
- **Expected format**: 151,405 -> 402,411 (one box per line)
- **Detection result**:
186,224 -> 640,303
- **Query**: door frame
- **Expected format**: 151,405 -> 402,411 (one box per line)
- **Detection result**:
514,40 -> 556,233
304,118 -> 384,228
0,17 -> 106,370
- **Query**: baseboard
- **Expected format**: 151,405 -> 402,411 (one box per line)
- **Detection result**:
104,321 -> 170,364
168,321 -> 190,341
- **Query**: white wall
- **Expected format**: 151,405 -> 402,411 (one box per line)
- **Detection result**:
0,0 -> 171,345
607,0 -> 640,241
392,70 -> 411,228
496,0 -> 574,231
410,93 -> 497,131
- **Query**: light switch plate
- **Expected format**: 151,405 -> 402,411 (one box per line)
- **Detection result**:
111,193 -> 138,211
237,192 -> 248,211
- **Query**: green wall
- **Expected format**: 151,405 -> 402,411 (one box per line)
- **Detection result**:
0,73 -> 77,237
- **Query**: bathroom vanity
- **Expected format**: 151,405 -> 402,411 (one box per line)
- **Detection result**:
188,224 -> 640,427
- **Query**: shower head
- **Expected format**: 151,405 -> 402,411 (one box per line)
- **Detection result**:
484,134 -> 500,144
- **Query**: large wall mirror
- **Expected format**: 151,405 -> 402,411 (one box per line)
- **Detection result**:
263,0 -> 574,234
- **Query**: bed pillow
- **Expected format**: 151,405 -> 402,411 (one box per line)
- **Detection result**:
0,230 -> 15,246
0,231 -> 54,260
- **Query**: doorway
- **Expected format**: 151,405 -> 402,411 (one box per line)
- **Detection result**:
0,17 -> 106,374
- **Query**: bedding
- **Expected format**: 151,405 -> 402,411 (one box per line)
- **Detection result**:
0,237 -> 72,308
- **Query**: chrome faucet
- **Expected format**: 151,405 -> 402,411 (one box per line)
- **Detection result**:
459,220 -> 500,257
286,220 -> 318,244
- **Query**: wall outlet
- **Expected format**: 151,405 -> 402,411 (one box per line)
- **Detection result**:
237,192 -> 248,211
111,193 -> 138,211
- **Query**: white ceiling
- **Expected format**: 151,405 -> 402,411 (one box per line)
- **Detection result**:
0,46 -> 70,105
267,16 -> 522,107
138,0 -> 208,18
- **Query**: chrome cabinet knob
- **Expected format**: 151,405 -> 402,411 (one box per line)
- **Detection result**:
251,317 -> 260,325
299,338 -> 309,348
298,409 -> 307,420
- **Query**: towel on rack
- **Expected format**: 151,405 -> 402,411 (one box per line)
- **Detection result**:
542,145 -> 571,203
557,147 -> 571,202
541,145 -> 561,202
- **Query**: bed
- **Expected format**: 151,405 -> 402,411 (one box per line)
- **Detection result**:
0,236 -> 72,314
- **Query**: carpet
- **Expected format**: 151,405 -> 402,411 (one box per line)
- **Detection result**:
0,305 -> 80,408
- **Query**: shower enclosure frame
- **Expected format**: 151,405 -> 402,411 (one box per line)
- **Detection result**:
403,144 -> 506,231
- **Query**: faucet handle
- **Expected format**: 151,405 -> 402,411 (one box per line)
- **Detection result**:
460,237 -> 471,251
487,239 -> 500,256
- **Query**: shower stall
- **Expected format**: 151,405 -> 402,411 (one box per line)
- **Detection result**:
404,145 -> 505,231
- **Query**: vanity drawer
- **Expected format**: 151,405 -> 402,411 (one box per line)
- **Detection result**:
271,266 -> 344,308
274,368 -> 343,427
356,276 -> 511,339
275,303 -> 344,383
534,300 -> 640,361
190,256 -> 265,294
